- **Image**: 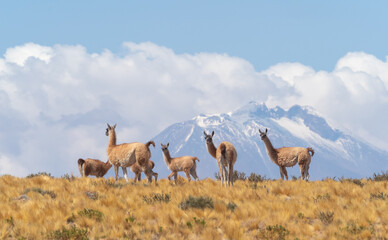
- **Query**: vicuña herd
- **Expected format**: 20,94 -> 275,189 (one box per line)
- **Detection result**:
78,123 -> 315,186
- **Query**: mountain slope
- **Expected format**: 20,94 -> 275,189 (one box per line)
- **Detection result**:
150,102 -> 388,180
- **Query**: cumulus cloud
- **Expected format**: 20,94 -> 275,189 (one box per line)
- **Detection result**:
0,42 -> 387,176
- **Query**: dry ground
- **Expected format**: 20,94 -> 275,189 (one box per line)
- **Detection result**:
0,175 -> 387,239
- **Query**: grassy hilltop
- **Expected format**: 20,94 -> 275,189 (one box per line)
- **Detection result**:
1,173 -> 387,239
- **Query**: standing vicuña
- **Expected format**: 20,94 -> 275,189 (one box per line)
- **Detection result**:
105,123 -> 154,182
161,143 -> 199,184
130,141 -> 158,183
259,128 -> 314,180
204,131 -> 237,187
78,158 -> 112,178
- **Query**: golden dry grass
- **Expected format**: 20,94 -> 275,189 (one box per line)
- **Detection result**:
1,175 -> 387,239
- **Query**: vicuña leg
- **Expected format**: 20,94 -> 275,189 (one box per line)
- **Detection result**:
184,168 -> 191,182
299,163 -> 306,180
190,167 -> 199,181
174,172 -> 178,184
229,163 -> 234,187
280,166 -> 288,180
167,172 -> 174,181
122,167 -> 129,182
114,164 -> 119,181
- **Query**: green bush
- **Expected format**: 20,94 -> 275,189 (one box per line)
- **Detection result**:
48,226 -> 88,240
178,196 -> 214,210
78,208 -> 103,222
226,202 -> 237,212
259,224 -> 289,240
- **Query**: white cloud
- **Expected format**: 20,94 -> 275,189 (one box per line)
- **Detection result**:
4,42 -> 53,66
0,42 -> 387,176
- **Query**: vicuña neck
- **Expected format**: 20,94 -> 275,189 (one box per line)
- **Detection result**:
108,130 -> 117,147
103,161 -> 112,172
206,141 -> 217,159
163,150 -> 172,164
263,137 -> 278,161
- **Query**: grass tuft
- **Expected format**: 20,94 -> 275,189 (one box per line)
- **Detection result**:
26,172 -> 53,178
318,211 -> 334,225
24,188 -> 56,199
142,193 -> 170,204
370,171 -> 388,181
370,192 -> 388,200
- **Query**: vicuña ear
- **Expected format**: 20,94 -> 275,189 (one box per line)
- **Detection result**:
259,129 -> 263,134
203,131 -> 207,136
265,128 -> 268,134
211,131 -> 214,137
113,124 -> 117,129
107,123 -> 111,129
167,142 -> 169,147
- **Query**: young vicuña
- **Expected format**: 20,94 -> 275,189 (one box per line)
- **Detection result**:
77,158 -> 112,178
161,142 -> 199,184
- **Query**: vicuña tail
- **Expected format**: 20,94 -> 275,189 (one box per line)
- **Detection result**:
307,147 -> 315,157
78,158 -> 85,177
145,140 -> 155,149
220,143 -> 226,156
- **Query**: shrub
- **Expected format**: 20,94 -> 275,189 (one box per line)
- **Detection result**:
5,216 -> 14,227
259,224 -> 289,240
24,188 -> 56,199
370,192 -> 388,200
248,173 -> 267,183
178,196 -> 214,210
48,226 -> 88,240
313,193 -> 330,203
233,171 -> 247,181
104,180 -> 127,189
227,202 -> 237,212
187,217 -> 206,229
318,211 -> 334,225
143,193 -> 170,204
84,191 -> 98,200
339,178 -> 364,187
78,208 -> 103,222
370,171 -> 388,181
62,173 -> 76,182
214,170 -> 248,181
26,172 -> 53,178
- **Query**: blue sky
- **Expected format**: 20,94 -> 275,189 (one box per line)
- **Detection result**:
2,1 -> 388,71
1,1 -> 388,177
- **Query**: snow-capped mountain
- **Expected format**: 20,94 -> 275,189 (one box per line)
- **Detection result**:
150,101 -> 388,180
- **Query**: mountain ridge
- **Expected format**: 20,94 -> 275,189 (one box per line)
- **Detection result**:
149,101 -> 388,180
